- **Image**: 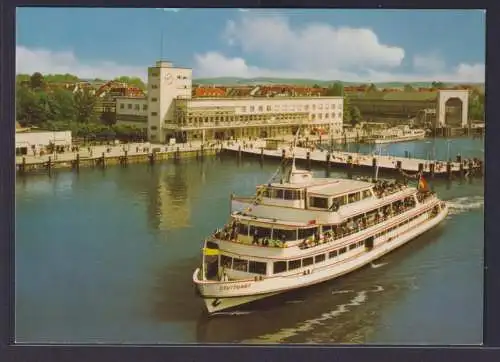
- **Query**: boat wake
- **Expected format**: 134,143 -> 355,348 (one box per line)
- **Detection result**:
210,311 -> 253,317
370,262 -> 388,269
243,286 -> 385,343
446,196 -> 484,217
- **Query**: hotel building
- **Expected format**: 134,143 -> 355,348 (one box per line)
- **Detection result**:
116,60 -> 344,143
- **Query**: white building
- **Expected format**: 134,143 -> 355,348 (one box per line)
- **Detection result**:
116,60 -> 344,144
15,131 -> 72,155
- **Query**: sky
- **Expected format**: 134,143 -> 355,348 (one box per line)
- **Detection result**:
16,8 -> 486,83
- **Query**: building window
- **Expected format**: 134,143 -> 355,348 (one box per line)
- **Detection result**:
143,104 -> 148,111
241,106 -> 247,112
151,126 -> 157,130
318,104 -> 323,110
250,106 -> 255,112
120,104 -> 124,109
258,106 -> 263,112
305,105 -> 309,111
266,105 -> 272,111
339,112 -> 342,119
332,112 -> 335,118
318,114 -> 323,120
128,104 -> 132,109
151,97 -> 158,102
151,84 -> 158,89
151,112 -> 158,116
325,113 -> 329,119
312,105 -> 316,111
325,104 -> 329,109
332,104 -> 336,109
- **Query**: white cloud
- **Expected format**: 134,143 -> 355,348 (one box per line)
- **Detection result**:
413,53 -> 446,73
16,45 -> 147,80
193,14 -> 484,83
156,8 -> 181,12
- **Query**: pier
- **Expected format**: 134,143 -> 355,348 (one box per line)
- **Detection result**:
223,142 -> 483,179
16,142 -> 222,175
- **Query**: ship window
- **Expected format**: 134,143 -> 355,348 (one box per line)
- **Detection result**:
221,255 -> 232,268
322,225 -> 333,232
249,261 -> 267,275
249,225 -> 272,238
233,258 -> 248,272
298,227 -> 317,239
238,223 -> 249,235
273,261 -> 287,274
310,197 -> 329,209
328,250 -> 338,258
333,196 -> 346,206
284,189 -> 299,200
362,190 -> 372,199
303,257 -> 313,267
315,254 -> 326,263
272,228 -> 297,241
348,192 -> 361,203
275,189 -> 284,199
349,243 -> 357,250
339,247 -> 347,254
206,241 -> 219,249
288,259 -> 301,270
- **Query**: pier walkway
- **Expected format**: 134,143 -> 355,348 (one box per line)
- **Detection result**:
223,142 -> 483,178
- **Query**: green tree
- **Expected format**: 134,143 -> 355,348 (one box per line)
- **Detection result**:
366,83 -> 378,93
343,95 -> 352,124
350,106 -> 362,125
403,84 -> 415,92
312,84 -> 321,89
16,87 -> 48,126
30,72 -> 45,90
431,81 -> 445,90
114,76 -> 146,90
325,81 -> 344,96
100,110 -> 117,126
48,88 -> 75,122
74,88 -> 97,123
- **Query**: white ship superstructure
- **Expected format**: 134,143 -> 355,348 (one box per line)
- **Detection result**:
193,155 -> 448,313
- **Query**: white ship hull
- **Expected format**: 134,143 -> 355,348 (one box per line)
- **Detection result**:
194,204 -> 448,313
370,132 -> 426,144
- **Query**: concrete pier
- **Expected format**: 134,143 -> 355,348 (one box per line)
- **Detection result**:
222,143 -> 483,179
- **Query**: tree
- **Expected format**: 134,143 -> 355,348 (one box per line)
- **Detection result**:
48,88 -> 75,122
100,110 -> 117,126
325,81 -> 344,96
114,76 -> 146,90
343,95 -> 352,124
403,84 -> 415,92
73,88 -> 97,123
312,84 -> 321,89
431,81 -> 445,90
350,106 -> 362,126
366,83 -> 378,93
16,87 -> 48,126
30,72 -> 45,90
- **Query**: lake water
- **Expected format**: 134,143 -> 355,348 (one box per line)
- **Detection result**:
15,137 -> 484,344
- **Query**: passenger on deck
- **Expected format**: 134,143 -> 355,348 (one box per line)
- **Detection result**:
252,229 -> 259,245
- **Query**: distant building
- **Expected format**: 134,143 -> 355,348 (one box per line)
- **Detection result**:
115,60 -> 344,143
348,89 -> 469,128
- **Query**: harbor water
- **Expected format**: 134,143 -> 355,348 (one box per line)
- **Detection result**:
15,137 -> 484,344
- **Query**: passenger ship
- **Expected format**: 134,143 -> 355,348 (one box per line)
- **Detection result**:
193,153 -> 449,313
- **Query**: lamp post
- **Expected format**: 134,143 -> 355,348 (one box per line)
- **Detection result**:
447,140 -> 452,161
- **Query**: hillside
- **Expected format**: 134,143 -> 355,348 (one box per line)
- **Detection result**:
193,77 -> 483,88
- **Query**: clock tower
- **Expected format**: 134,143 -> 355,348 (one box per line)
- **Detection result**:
147,60 -> 193,143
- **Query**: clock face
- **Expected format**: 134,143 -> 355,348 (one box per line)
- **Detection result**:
165,73 -> 173,85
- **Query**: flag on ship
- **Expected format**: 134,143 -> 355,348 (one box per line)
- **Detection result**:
203,248 -> 220,256
418,174 -> 429,191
